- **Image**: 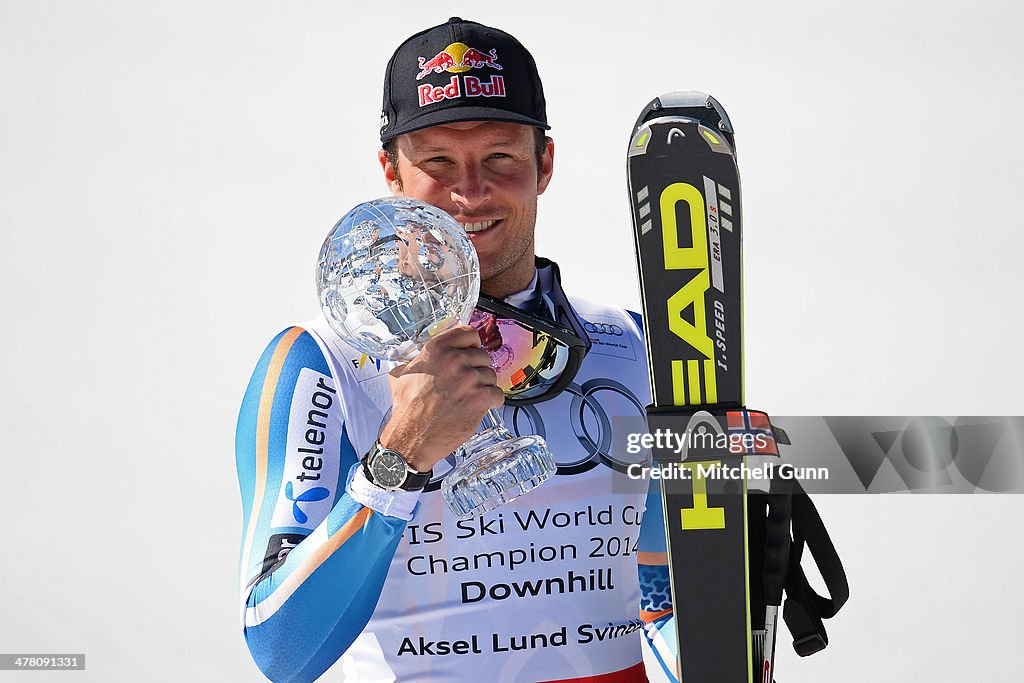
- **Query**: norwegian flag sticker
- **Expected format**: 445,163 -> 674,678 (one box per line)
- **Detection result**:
726,410 -> 780,455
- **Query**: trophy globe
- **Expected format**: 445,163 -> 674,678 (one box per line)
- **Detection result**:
316,198 -> 556,518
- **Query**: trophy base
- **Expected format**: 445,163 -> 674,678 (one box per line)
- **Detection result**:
441,431 -> 557,520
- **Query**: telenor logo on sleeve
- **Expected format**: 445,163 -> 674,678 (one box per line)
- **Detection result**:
271,368 -> 342,531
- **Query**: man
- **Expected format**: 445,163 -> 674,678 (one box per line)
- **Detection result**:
236,18 -> 677,683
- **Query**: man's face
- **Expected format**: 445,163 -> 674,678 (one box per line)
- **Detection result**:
379,121 -> 554,297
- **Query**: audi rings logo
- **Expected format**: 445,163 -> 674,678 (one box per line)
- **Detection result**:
584,322 -> 624,336
509,378 -> 648,476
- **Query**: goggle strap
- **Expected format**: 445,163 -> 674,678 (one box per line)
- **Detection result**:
536,259 -> 593,354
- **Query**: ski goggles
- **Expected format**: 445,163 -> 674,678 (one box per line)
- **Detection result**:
470,294 -> 587,405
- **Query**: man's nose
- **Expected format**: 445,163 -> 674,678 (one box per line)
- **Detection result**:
450,163 -> 490,208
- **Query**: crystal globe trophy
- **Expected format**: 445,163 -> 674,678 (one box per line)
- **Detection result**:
316,198 -> 556,519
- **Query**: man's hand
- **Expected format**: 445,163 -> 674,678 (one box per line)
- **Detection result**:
379,326 -> 503,473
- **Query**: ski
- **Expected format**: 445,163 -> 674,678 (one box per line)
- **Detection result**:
627,92 -> 791,683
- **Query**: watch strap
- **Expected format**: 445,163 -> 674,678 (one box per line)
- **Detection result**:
398,466 -> 432,491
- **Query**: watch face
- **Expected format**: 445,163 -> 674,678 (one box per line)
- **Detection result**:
370,449 -> 407,489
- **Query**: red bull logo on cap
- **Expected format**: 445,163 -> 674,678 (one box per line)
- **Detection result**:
416,42 -> 505,108
416,42 -> 503,79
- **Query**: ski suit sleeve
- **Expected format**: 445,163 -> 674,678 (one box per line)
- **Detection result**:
638,477 -> 679,683
235,326 -> 414,683
628,309 -> 679,683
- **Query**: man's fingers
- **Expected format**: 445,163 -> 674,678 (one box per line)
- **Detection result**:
421,326 -> 495,369
475,365 -> 499,387
463,347 -> 494,369
484,383 -> 505,410
432,325 -> 484,349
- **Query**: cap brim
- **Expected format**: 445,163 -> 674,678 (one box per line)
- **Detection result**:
381,105 -> 550,142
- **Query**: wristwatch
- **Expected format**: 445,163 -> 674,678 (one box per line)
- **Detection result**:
362,441 -> 432,492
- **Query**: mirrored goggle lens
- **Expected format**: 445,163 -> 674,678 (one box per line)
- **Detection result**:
470,310 -> 572,400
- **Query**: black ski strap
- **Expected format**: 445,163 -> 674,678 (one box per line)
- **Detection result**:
783,482 -> 850,656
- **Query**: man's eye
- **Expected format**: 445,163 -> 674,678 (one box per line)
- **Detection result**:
426,157 -> 450,164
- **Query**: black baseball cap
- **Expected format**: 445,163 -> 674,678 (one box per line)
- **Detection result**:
379,17 -> 549,142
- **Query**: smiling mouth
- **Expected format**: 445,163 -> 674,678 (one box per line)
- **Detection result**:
461,219 -> 499,233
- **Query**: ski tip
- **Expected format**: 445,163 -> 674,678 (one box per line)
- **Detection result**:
654,91 -> 714,111
632,91 -> 735,146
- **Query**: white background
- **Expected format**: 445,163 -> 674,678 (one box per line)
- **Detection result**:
2,1 -> 1022,681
